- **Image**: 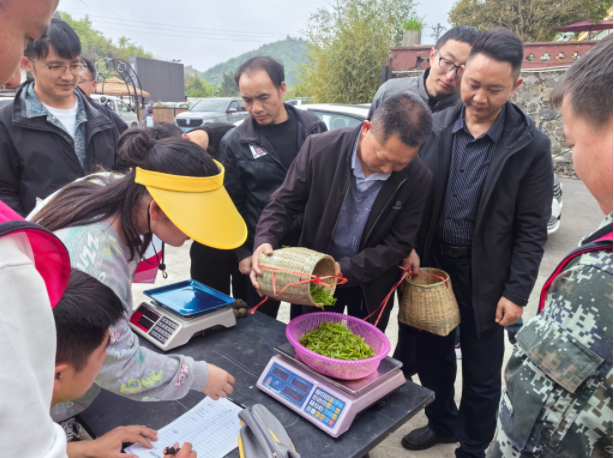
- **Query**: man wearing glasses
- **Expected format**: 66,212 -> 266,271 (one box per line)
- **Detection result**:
0,18 -> 119,216
399,29 -> 553,457
368,26 -> 479,119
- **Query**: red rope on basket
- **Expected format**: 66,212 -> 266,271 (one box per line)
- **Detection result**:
362,262 -> 449,327
248,265 -> 348,315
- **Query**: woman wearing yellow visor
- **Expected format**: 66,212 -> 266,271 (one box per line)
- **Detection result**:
30,128 -> 247,425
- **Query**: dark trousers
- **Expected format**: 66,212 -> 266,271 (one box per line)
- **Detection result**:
398,244 -> 505,458
190,242 -> 247,301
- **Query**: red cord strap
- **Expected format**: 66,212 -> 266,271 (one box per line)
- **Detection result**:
363,262 -> 448,327
248,266 -> 348,314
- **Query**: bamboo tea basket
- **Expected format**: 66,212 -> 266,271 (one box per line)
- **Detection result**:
258,247 -> 337,307
399,267 -> 460,336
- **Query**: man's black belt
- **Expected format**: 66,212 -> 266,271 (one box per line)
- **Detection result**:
440,243 -> 472,258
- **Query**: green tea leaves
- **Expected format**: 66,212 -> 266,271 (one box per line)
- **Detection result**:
298,322 -> 377,360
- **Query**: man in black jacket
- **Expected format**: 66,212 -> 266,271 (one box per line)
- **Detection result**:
251,93 -> 433,331
399,29 -> 553,457
221,56 -> 327,319
0,18 -> 119,216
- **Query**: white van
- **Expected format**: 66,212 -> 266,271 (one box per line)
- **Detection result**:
90,94 -> 139,128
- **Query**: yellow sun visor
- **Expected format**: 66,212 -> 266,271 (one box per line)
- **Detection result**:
135,161 -> 247,250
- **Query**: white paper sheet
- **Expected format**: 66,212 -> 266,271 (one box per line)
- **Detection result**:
125,397 -> 243,458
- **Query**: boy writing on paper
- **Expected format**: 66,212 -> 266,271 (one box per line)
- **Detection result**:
52,270 -> 197,458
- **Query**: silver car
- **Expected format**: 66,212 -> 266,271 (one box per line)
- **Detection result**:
174,97 -> 249,132
90,94 -> 139,128
297,103 -> 563,234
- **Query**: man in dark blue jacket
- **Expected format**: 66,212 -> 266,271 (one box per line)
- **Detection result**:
399,29 -> 553,457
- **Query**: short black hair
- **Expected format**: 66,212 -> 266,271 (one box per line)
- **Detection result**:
54,270 -> 124,372
234,56 -> 284,89
80,56 -> 96,78
24,17 -> 81,61
551,34 -> 613,130
468,28 -> 523,78
436,26 -> 479,50
147,122 -> 183,139
371,92 -> 433,148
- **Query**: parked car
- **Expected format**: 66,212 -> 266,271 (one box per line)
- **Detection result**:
286,97 -> 312,106
174,97 -> 249,132
90,94 -> 139,128
297,103 -> 564,235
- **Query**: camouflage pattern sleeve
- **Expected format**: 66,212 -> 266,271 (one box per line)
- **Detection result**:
487,247 -> 613,458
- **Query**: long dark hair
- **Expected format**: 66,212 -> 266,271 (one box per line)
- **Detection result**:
33,128 -> 219,260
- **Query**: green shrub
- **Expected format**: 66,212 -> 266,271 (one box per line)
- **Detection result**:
403,13 -> 427,32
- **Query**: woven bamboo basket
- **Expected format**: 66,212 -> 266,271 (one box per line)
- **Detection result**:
399,267 -> 460,336
257,247 -> 337,307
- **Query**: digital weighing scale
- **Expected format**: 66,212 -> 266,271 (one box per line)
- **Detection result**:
129,280 -> 237,351
257,342 -> 406,438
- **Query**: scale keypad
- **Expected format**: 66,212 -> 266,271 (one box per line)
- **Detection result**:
149,317 -> 178,344
304,388 -> 345,429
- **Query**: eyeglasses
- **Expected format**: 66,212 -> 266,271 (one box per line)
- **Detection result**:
29,59 -> 85,78
435,49 -> 464,77
78,77 -> 95,84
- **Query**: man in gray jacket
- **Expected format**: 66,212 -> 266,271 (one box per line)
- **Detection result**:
368,26 -> 479,119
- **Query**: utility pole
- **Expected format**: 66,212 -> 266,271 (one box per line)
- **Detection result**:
431,23 -> 445,42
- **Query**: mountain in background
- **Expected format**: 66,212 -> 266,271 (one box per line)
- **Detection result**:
186,37 -> 309,86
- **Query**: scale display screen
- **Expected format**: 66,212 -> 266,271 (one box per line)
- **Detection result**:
292,378 -> 310,393
135,305 -> 160,331
273,367 -> 289,381
283,386 -> 305,404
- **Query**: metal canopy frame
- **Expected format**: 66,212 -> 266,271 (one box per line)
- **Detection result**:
95,58 -> 146,121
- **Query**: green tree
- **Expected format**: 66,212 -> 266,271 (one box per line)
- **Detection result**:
185,74 -> 213,97
449,0 -> 611,42
297,0 -> 416,104
220,71 -> 240,96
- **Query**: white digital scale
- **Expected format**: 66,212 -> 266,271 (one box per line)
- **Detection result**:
129,280 -> 236,351
257,342 -> 405,438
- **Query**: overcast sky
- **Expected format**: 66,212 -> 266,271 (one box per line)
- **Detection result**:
58,0 -> 457,72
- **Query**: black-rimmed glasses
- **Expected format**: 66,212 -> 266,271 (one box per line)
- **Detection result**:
29,59 -> 85,78
435,49 -> 464,77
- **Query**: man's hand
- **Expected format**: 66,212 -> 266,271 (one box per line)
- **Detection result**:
238,256 -> 252,276
250,243 -> 274,289
67,425 -> 158,458
495,297 -> 523,327
406,249 -> 420,275
203,364 -> 236,400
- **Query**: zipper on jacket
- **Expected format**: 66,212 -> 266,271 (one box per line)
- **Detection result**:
361,178 -> 407,249
247,406 -> 280,458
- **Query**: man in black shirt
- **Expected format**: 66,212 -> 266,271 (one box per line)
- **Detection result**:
221,56 -> 327,319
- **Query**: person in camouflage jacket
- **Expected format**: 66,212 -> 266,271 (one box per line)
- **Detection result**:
487,35 -> 613,458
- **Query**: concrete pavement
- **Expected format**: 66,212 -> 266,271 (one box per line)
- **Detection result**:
132,178 -> 604,458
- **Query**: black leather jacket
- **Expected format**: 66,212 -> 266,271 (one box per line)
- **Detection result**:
0,83 -> 119,215
220,103 -> 327,260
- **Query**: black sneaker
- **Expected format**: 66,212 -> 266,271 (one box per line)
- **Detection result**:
60,417 -> 82,442
401,425 -> 457,451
